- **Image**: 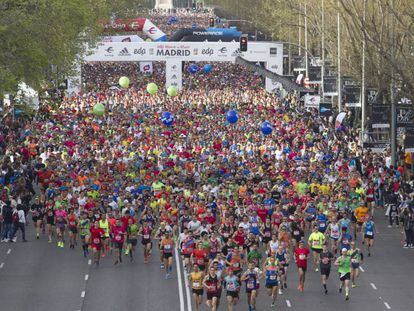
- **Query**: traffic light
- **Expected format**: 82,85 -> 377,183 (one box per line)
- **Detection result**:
240,35 -> 248,52
209,17 -> 214,27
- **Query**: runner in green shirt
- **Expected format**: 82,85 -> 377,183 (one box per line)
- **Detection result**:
335,248 -> 352,301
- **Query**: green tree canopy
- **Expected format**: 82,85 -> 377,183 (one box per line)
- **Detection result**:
0,0 -> 150,96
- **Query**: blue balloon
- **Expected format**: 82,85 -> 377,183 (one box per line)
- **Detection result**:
188,64 -> 199,74
226,110 -> 238,124
260,121 -> 273,135
161,111 -> 174,126
204,64 -> 212,73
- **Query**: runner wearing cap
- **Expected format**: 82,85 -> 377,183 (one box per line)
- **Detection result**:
335,248 -> 352,300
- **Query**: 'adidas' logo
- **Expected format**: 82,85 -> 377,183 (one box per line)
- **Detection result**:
118,48 -> 130,56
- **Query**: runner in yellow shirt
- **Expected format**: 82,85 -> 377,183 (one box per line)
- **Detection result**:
308,226 -> 326,272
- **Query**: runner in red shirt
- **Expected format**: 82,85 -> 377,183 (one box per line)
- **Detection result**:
294,240 -> 310,292
111,218 -> 126,265
90,221 -> 105,267
192,242 -> 208,271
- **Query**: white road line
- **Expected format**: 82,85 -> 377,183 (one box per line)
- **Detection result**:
370,283 -> 377,290
181,262 -> 192,311
174,246 -> 185,311
286,300 -> 292,307
85,274 -> 89,281
0,262 -> 4,269
88,259 -> 92,265
81,291 -> 85,298
6,249 -> 11,255
359,266 -> 365,272
384,302 -> 391,309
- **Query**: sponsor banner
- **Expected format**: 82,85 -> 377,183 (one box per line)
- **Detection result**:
319,101 -> 333,116
308,66 -> 322,84
344,85 -> 361,107
265,58 -> 283,92
85,42 -> 284,67
139,62 -> 153,75
405,131 -> 414,152
372,105 -> 390,128
323,76 -> 338,96
304,95 -> 320,108
366,88 -> 378,105
398,97 -> 413,105
299,90 -> 316,101
102,18 -> 166,42
166,59 -> 182,90
101,35 -> 144,42
142,19 -> 167,42
397,105 -> 414,128
363,142 -> 390,153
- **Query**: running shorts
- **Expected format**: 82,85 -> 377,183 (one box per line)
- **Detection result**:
339,272 -> 351,281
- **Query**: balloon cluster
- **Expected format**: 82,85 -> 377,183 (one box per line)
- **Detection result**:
187,63 -> 213,74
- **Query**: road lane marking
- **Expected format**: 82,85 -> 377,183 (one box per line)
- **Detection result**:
81,291 -> 85,298
0,262 -> 4,268
6,249 -> 11,255
85,274 -> 89,281
359,266 -> 365,272
370,283 -> 377,290
384,302 -> 391,309
174,246 -> 185,311
88,259 -> 92,265
286,300 -> 292,307
181,262 -> 192,311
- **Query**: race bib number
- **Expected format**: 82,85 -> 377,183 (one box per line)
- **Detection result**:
193,282 -> 200,288
247,280 -> 255,289
143,234 -> 150,239
322,257 -> 329,264
313,241 -> 320,246
293,230 -> 300,235
270,275 -> 277,280
233,262 -> 240,268
164,244 -> 171,250
93,238 -> 100,244
366,231 -> 373,236
319,223 -> 326,228
197,258 -> 204,265
223,232 -> 229,237
265,231 -> 271,237
299,254 -> 306,260
115,235 -> 122,241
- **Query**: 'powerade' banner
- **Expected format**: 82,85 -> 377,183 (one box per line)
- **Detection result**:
103,18 -> 167,42
169,27 -> 241,42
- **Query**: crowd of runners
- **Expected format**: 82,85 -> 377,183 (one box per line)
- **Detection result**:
1,9 -> 414,311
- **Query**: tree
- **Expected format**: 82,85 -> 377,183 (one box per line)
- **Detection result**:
0,0 -> 148,97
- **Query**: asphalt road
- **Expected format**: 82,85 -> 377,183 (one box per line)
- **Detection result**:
0,213 -> 413,311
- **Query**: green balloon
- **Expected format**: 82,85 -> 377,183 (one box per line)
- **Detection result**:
119,76 -> 130,88
93,103 -> 105,117
167,85 -> 178,97
147,82 -> 158,95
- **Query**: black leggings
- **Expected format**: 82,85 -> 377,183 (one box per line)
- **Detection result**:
405,229 -> 414,245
